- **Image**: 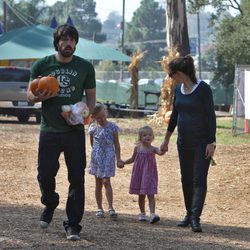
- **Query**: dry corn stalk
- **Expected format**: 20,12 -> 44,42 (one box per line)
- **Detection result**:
148,48 -> 179,126
128,51 -> 147,113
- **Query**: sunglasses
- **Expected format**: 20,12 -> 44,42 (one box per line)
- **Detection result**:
169,72 -> 176,78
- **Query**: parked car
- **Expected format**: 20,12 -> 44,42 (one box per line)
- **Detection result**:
138,78 -> 154,85
154,78 -> 164,86
0,66 -> 41,123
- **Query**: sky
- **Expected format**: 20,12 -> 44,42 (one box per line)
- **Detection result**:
45,0 -> 142,22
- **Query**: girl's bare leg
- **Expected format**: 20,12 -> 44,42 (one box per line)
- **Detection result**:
95,177 -> 103,209
147,194 -> 155,214
138,194 -> 146,214
103,178 -> 113,209
148,194 -> 160,223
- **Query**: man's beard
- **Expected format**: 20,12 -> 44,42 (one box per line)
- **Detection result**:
58,46 -> 76,58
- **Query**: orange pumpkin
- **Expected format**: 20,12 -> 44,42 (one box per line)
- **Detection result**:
30,78 -> 39,95
37,76 -> 59,94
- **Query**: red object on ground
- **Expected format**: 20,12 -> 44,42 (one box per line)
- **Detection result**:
244,119 -> 249,133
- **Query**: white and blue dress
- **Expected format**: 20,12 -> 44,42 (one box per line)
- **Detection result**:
88,121 -> 120,178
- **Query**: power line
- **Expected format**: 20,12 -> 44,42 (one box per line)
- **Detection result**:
127,39 -> 166,45
4,0 -> 35,26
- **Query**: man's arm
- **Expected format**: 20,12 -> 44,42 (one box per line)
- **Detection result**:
85,88 -> 96,114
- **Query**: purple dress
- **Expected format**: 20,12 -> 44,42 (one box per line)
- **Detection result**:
88,121 -> 120,178
129,146 -> 158,195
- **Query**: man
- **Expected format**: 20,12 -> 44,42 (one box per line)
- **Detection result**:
27,24 -> 96,241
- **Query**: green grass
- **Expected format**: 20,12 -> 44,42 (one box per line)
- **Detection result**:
216,117 -> 250,145
117,117 -> 250,146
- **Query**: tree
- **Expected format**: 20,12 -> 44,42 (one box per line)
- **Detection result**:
188,0 -> 243,17
200,46 -> 216,71
125,0 -> 166,70
102,11 -> 122,47
166,0 -> 190,56
2,0 -> 47,30
187,0 -> 250,90
48,0 -> 106,42
214,12 -> 250,87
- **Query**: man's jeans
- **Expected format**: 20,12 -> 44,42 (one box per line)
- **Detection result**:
37,130 -> 86,232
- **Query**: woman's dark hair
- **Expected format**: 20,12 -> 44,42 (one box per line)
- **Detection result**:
168,55 -> 197,83
53,24 -> 79,51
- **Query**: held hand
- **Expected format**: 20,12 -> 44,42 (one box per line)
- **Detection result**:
61,111 -> 71,120
117,160 -> 125,168
160,140 -> 169,153
33,89 -> 57,102
61,111 -> 73,125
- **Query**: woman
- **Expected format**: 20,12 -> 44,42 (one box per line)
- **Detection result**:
160,55 -> 216,232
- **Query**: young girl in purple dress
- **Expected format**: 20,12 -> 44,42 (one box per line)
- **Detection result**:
88,103 -> 123,219
121,126 -> 164,223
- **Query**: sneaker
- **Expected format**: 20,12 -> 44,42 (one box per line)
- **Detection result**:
96,209 -> 105,218
39,207 -> 55,229
66,227 -> 80,241
138,213 -> 147,221
108,209 -> 118,219
150,214 -> 160,224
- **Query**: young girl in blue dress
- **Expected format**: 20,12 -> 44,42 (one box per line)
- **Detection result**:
121,126 -> 164,223
88,102 -> 122,219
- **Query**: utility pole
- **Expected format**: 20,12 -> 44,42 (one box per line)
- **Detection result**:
3,0 -> 7,32
120,0 -> 126,82
197,11 -> 201,79
121,0 -> 125,53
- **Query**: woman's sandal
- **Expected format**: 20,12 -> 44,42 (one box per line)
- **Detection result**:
108,209 -> 118,219
96,209 -> 105,218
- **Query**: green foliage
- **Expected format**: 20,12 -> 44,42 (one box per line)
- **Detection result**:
125,0 -> 166,70
4,0 -> 47,30
201,45 -> 217,71
4,0 -> 105,44
214,12 -> 250,88
188,1 -> 250,89
213,55 -> 235,88
102,11 -> 122,46
216,15 -> 250,66
48,0 -> 106,42
188,0 -> 243,16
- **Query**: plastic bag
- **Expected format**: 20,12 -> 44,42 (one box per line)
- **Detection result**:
61,101 -> 89,125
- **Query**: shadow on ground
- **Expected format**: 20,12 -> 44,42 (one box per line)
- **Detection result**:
0,204 -> 249,250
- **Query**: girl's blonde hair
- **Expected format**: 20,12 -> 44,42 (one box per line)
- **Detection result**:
137,125 -> 154,142
91,102 -> 106,118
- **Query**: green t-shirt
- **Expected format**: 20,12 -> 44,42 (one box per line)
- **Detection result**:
31,55 -> 96,132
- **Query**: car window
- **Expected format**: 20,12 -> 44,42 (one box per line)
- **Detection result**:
0,68 -> 30,82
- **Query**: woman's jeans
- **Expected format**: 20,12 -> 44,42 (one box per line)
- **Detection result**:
178,145 -> 210,219
37,130 -> 86,232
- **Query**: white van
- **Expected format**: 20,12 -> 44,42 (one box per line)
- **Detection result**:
0,66 -> 41,123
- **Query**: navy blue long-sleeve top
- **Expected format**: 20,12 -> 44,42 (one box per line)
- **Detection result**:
167,81 -> 216,149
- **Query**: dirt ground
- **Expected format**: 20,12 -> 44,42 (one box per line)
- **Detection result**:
0,116 -> 249,250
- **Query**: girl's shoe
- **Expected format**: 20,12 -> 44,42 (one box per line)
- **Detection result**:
150,214 -> 160,224
96,209 -> 105,218
138,213 -> 147,221
108,208 -> 118,219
